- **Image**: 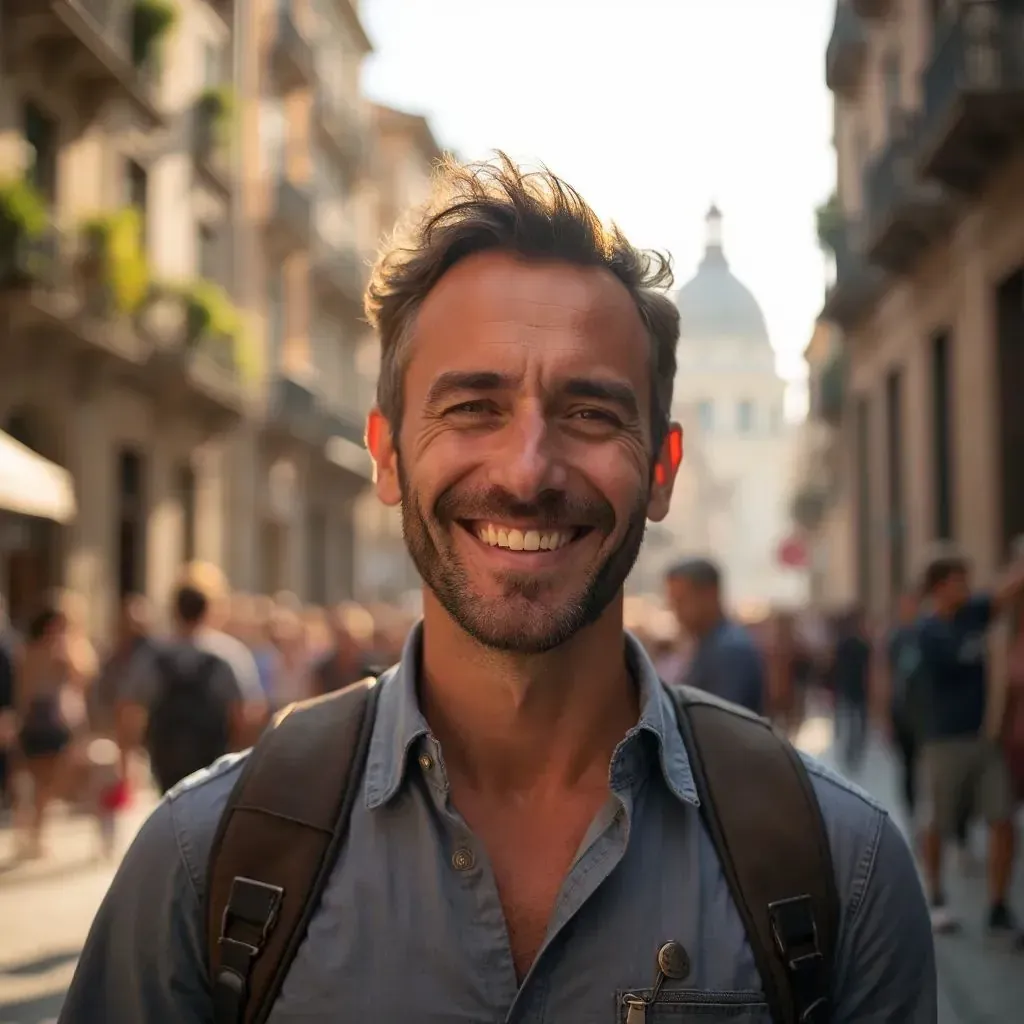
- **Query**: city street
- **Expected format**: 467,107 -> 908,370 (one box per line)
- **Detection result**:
1,722 -> 1023,1023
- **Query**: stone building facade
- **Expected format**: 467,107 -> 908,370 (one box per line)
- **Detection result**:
822,0 -> 1024,620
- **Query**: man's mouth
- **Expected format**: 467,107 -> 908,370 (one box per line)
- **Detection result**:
458,521 -> 592,554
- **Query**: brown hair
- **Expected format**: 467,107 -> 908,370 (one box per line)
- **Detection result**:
365,152 -> 681,455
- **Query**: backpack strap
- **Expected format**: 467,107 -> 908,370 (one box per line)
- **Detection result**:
206,677 -> 380,1024
667,685 -> 838,1024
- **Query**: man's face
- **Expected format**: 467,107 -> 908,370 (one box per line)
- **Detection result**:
369,251 -> 681,654
936,569 -> 970,612
665,575 -> 711,637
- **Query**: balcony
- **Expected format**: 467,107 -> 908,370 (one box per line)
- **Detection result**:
862,112 -> 957,274
820,220 -> 887,330
3,0 -> 167,127
0,218 -> 150,366
311,231 -> 366,306
851,0 -> 894,17
826,2 -> 867,95
192,91 -> 233,196
265,177 -> 312,251
813,350 -> 846,427
313,90 -> 367,171
271,2 -> 315,92
142,294 -> 246,428
918,1 -> 1024,194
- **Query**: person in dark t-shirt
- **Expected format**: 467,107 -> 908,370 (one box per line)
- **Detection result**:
917,552 -> 1024,937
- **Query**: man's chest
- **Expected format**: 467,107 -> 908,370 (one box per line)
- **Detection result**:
265,794 -> 769,1023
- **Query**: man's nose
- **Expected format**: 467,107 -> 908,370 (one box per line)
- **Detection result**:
488,406 -> 567,499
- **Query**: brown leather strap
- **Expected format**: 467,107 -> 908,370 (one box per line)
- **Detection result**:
668,686 -> 838,1024
206,677 -> 379,1024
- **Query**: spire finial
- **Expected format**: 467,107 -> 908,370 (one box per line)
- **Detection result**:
705,202 -> 723,251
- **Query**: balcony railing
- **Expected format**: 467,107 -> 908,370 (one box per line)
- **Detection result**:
311,231 -> 366,304
267,177 -> 312,249
826,1 -> 867,95
814,351 -> 846,426
919,0 -> 1024,192
313,91 -> 367,169
862,111 -> 956,273
4,0 -> 165,125
821,219 -> 887,330
272,2 -> 316,91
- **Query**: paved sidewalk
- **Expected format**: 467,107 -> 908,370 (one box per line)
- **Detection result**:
795,712 -> 1024,1024
0,796 -> 156,1024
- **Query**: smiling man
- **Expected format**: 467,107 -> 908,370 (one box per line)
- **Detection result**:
60,155 -> 934,1024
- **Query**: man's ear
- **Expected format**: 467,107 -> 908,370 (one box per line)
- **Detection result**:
366,408 -> 401,506
647,423 -> 682,522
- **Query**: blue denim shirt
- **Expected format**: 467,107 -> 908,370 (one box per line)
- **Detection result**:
60,628 -> 935,1023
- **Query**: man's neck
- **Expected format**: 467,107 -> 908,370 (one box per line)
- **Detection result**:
418,592 -> 639,796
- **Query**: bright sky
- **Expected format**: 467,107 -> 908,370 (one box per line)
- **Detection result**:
360,0 -> 836,395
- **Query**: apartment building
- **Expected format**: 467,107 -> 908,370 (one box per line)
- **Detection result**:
791,319 -> 856,612
353,103 -> 442,604
0,0 -> 244,635
225,0 -> 375,603
821,0 -> 1024,623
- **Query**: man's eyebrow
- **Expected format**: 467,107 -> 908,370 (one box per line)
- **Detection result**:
561,377 -> 640,420
424,371 -> 517,406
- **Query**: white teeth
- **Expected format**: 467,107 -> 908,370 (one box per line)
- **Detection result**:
476,524 -> 572,551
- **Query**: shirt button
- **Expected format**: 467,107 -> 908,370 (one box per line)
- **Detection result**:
451,847 -> 475,872
417,753 -> 434,771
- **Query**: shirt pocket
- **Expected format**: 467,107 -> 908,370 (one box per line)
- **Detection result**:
616,988 -> 772,1022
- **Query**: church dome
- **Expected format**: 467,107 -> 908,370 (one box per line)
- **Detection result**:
675,205 -> 770,348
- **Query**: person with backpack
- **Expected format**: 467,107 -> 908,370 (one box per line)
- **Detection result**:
121,583 -> 257,795
60,154 -> 934,1024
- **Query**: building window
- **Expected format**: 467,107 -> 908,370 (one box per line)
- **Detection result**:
198,222 -> 218,283
268,267 -> 286,372
855,397 -> 871,609
259,97 -> 286,179
697,400 -> 713,433
117,449 -> 146,599
23,102 -> 58,207
883,51 -> 901,125
737,400 -> 754,433
178,464 -> 197,564
126,160 -> 148,247
931,330 -> 953,540
885,369 -> 905,596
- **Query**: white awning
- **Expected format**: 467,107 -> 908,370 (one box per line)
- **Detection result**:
0,430 -> 76,523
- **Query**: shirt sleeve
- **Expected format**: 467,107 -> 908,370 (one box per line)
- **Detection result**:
57,801 -> 211,1023
831,812 -> 937,1022
966,592 -> 995,630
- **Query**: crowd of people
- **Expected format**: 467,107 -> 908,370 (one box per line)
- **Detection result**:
633,547 -> 1024,947
0,561 -> 417,860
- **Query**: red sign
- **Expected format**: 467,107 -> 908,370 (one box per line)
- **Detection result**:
777,536 -> 809,568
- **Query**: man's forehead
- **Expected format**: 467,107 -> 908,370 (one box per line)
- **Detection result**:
416,250 -> 644,334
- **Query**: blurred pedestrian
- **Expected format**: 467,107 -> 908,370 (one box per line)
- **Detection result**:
665,558 -> 766,713
832,607 -> 871,775
311,603 -> 376,695
12,606 -> 74,859
916,552 -> 1024,937
887,590 -> 926,821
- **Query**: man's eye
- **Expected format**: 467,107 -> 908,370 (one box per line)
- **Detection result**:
570,408 -> 620,425
446,401 -> 494,416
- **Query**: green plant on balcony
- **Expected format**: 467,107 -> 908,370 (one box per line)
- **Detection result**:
195,85 -> 235,151
0,177 -> 47,283
815,193 -> 844,254
79,208 -> 150,315
131,0 -> 178,69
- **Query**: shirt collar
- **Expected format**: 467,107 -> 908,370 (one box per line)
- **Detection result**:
363,622 -> 699,810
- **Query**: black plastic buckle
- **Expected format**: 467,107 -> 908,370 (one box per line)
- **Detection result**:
768,895 -> 828,1024
219,877 -> 285,950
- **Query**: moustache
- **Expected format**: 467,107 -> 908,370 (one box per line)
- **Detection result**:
433,486 -> 616,533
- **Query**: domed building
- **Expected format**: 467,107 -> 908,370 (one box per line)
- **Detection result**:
631,206 -> 807,614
